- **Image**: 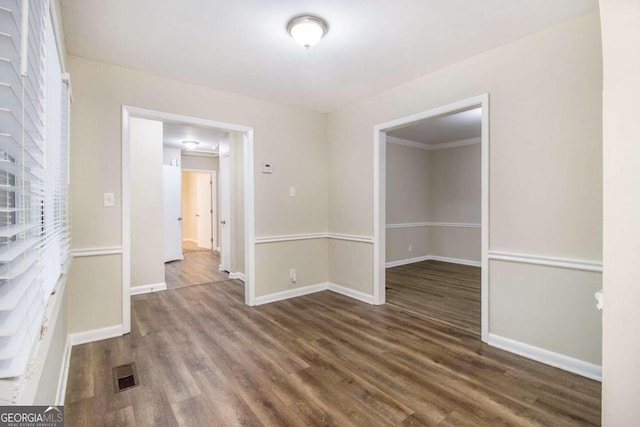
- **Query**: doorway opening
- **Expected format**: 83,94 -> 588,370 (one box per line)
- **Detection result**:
181,170 -> 216,253
122,106 -> 256,334
373,94 -> 489,342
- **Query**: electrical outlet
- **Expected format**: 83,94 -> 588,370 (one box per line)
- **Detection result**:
289,268 -> 297,283
408,244 -> 413,252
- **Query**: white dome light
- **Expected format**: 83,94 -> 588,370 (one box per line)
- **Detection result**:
182,140 -> 199,150
287,15 -> 329,49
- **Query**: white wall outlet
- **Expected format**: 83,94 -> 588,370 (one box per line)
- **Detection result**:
103,192 -> 115,207
262,163 -> 273,173
408,244 -> 413,252
289,268 -> 297,283
289,186 -> 296,197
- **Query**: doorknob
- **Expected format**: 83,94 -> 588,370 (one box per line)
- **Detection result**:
177,217 -> 182,221
220,220 -> 226,225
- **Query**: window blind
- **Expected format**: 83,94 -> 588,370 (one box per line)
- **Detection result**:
0,0 -> 71,398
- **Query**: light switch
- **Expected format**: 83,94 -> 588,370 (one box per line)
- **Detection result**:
289,186 -> 296,197
262,163 -> 273,174
103,192 -> 115,207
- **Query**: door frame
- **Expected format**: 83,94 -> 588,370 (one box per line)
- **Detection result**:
182,169 -> 217,251
373,94 -> 490,342
122,106 -> 256,334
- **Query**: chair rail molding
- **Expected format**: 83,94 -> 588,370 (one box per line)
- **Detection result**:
386,221 -> 480,229
488,250 -> 603,272
71,246 -> 123,257
254,233 -> 374,244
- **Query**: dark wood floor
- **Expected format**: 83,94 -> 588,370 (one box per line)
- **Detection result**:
65,280 -> 601,426
165,244 -> 228,289
386,260 -> 481,335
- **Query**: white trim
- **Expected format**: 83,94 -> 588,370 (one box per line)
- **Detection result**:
386,222 -> 480,229
254,282 -> 377,306
327,283 -> 374,304
122,107 -> 132,334
374,94 -> 490,343
488,251 -> 602,273
385,255 -> 481,268
430,255 -> 481,267
385,255 -> 432,268
328,233 -> 374,244
49,0 -> 67,75
254,233 -> 374,244
181,150 -> 218,158
255,233 -> 327,244
71,246 -> 123,257
68,325 -> 124,347
122,106 -> 256,320
182,238 -> 198,245
387,136 -> 481,151
130,282 -> 167,295
254,283 -> 328,306
229,272 -> 245,282
17,273 -> 69,404
487,334 -> 602,381
55,336 -> 72,405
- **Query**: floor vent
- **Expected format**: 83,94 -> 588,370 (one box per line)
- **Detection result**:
113,363 -> 139,393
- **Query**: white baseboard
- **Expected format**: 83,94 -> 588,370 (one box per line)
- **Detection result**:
229,272 -> 245,282
487,333 -> 602,381
55,336 -> 72,405
183,238 -> 197,244
385,254 -> 481,268
130,282 -> 167,295
69,324 -> 124,347
255,283 -> 328,306
429,255 -> 481,267
385,255 -> 431,268
254,282 -> 376,306
328,283 -> 374,304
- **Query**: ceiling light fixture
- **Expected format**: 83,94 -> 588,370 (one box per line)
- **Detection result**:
287,15 -> 329,49
182,140 -> 199,150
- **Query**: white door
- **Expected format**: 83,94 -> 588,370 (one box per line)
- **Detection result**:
163,165 -> 183,262
196,173 -> 213,249
219,155 -> 231,271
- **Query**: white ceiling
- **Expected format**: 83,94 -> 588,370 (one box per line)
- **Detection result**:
388,107 -> 481,145
163,122 -> 226,154
61,0 -> 598,112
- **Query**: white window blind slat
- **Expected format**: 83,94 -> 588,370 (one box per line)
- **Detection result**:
0,268 -> 38,310
0,0 -> 72,389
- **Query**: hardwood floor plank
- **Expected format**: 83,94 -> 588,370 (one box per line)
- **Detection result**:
66,278 -> 601,426
386,260 -> 481,334
165,248 -> 229,289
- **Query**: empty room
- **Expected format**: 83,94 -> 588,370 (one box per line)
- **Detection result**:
1,0 -> 638,426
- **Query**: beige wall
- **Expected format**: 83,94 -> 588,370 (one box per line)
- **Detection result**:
328,14 -> 602,364
230,132 -> 245,274
600,0 -> 640,423
163,147 -> 181,166
182,154 -> 218,171
490,260 -> 602,364
429,145 -> 481,223
386,143 -> 481,263
67,255 -> 122,333
181,172 -> 198,242
68,55 -> 327,333
130,118 -> 165,288
256,240 -> 328,297
386,143 -> 431,223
